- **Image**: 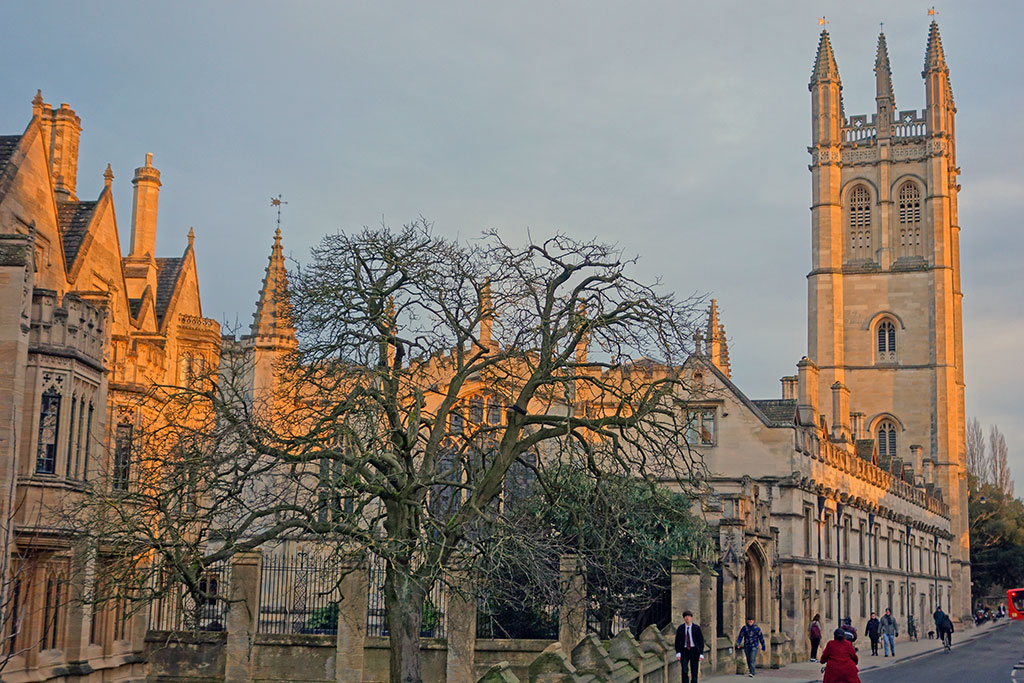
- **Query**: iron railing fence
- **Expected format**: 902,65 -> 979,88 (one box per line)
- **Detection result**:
148,561 -> 229,632
366,555 -> 448,638
258,554 -> 346,634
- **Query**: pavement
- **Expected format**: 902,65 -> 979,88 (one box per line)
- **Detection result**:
698,618 -> 1010,682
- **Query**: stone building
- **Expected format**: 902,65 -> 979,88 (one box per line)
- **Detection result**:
0,93 -> 220,681
0,19 -> 970,683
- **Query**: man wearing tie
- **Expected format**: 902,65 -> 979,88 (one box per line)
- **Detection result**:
675,610 -> 705,683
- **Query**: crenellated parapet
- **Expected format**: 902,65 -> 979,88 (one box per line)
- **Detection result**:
29,288 -> 107,369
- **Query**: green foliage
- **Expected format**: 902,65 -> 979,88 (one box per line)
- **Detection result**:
969,475 -> 1024,600
306,602 -> 339,631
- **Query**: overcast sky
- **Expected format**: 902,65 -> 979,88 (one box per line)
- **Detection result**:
2,2 -> 1021,481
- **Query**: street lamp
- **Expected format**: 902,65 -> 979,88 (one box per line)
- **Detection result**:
836,502 -> 845,629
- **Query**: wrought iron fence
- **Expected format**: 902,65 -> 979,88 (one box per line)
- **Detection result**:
476,597 -> 559,639
258,553 -> 346,634
585,583 -> 672,638
366,555 -> 448,638
148,561 -> 229,631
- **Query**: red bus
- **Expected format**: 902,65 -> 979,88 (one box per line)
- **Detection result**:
1007,588 -> 1024,620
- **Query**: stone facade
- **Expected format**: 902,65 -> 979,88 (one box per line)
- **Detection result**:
0,93 -> 220,682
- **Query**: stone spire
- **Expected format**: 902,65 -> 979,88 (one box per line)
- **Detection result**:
923,20 -> 948,76
809,30 -> 841,87
923,20 -> 955,133
706,299 -> 731,379
875,30 -> 895,110
250,226 -> 296,346
479,280 -> 493,349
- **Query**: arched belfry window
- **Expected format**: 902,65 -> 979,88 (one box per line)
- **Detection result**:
848,185 -> 873,260
877,420 -> 898,461
876,319 -> 897,364
897,182 -> 922,258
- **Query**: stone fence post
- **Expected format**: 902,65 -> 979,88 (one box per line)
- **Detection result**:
446,565 -> 478,683
225,551 -> 262,683
336,560 -> 368,683
558,555 -> 586,652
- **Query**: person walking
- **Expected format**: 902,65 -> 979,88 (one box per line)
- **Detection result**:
809,614 -> 822,662
934,608 -> 954,650
820,628 -> 861,683
865,612 -> 880,656
675,610 -> 705,683
736,617 -> 766,678
879,608 -> 898,657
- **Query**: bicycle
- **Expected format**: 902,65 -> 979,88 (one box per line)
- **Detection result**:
941,630 -> 952,651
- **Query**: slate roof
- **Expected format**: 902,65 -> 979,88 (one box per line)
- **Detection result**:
155,257 -> 184,323
0,135 -> 20,172
128,298 -> 144,320
57,201 -> 98,269
750,399 -> 798,427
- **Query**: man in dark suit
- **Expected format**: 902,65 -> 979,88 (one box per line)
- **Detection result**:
675,610 -> 706,683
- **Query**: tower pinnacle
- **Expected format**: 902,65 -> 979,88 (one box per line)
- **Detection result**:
706,299 -> 731,379
250,225 -> 296,345
923,20 -> 948,76
875,30 -> 895,106
809,30 -> 841,89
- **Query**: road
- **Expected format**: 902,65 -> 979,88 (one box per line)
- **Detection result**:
860,621 -> 1024,683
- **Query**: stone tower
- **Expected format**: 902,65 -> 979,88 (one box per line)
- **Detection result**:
806,23 -> 969,617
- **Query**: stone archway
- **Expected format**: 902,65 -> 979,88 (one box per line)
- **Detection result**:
745,545 -> 766,622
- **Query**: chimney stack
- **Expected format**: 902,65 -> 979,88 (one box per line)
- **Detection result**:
796,358 -> 819,426
124,153 -> 162,298
830,382 -> 850,442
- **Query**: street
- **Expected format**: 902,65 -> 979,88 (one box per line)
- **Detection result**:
860,621 -> 1023,683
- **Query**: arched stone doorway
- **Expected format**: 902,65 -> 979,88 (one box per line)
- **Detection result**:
745,545 -> 765,622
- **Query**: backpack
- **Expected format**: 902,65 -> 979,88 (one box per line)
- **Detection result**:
809,621 -> 821,639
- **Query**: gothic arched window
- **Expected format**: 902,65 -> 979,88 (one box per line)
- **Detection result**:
848,185 -> 873,260
36,389 -> 62,474
897,182 -> 922,258
877,420 -> 898,461
876,319 -> 897,364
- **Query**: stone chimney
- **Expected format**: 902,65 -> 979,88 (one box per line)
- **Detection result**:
796,358 -> 819,426
125,153 -> 161,298
830,382 -> 850,442
780,375 -> 798,400
34,94 -> 82,200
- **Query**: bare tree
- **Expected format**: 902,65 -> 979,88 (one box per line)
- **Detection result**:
67,221 -> 708,683
966,417 -> 988,484
990,425 -> 1013,498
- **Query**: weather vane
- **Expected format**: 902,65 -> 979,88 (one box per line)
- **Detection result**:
270,194 -> 288,231
818,16 -> 829,28
928,7 -> 937,17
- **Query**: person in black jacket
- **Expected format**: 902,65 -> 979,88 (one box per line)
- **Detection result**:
865,612 -> 880,655
675,610 -> 706,683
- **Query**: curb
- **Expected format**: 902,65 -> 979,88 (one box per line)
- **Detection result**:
857,620 -> 1010,673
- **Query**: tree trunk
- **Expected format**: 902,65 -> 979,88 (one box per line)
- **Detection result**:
384,562 -> 426,683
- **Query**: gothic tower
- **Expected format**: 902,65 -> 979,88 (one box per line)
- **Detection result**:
807,23 -> 969,617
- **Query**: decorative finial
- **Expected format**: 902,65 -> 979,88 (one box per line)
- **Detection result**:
818,16 -> 829,29
103,163 -> 114,188
145,152 -> 154,167
32,89 -> 44,115
271,194 -> 288,238
188,226 -> 195,246
928,6 -> 937,17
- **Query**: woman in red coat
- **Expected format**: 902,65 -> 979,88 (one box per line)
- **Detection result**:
820,628 -> 861,683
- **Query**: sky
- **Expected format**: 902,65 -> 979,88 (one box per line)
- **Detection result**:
2,2 -> 1021,480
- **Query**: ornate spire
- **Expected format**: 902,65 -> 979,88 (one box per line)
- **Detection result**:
923,20 -> 948,76
250,227 -> 296,345
809,30 -> 841,88
103,163 -> 114,188
187,226 -> 195,247
875,30 -> 895,105
706,299 -> 731,379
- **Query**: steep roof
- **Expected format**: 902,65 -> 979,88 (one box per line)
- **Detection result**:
750,399 -> 797,427
155,257 -> 184,323
0,135 -> 20,172
57,200 -> 98,269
